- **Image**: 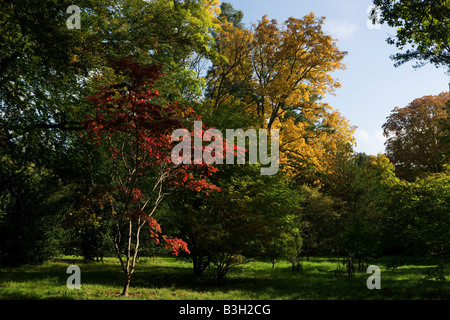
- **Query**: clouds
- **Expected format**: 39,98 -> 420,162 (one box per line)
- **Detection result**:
355,129 -> 386,155
324,19 -> 359,39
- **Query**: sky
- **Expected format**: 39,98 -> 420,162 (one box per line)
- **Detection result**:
224,0 -> 450,155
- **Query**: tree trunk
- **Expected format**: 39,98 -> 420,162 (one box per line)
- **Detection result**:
193,255 -> 204,277
122,274 -> 131,296
115,217 -> 144,297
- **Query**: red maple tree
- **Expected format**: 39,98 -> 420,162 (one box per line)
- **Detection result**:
82,57 -> 220,296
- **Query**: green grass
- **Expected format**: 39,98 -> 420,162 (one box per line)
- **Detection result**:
0,256 -> 448,300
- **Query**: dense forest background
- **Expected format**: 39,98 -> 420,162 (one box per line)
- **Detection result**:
0,0 -> 449,290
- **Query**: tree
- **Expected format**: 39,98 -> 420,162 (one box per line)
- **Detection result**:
218,2 -> 245,30
208,13 -> 347,130
274,107 -> 356,183
385,172 -> 450,258
299,186 -> 344,260
165,164 -> 302,282
206,13 -> 354,180
311,152 -> 399,267
207,171 -> 301,282
382,92 -> 450,181
0,155 -> 67,266
443,99 -> 450,160
0,0 -> 223,198
64,184 -> 115,261
341,154 -> 398,269
372,0 -> 450,71
0,0 -> 223,135
0,0 -> 223,268
82,57 -> 220,296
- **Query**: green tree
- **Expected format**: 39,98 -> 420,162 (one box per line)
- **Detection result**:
385,172 -> 450,258
315,152 -> 399,267
166,165 -> 301,283
0,155 -> 67,265
64,184 -> 115,261
0,0 -> 222,267
342,154 -> 398,265
0,0 -> 222,143
299,186 -> 344,260
372,0 -> 450,71
219,2 -> 245,30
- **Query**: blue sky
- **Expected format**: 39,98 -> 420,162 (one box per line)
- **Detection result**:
224,0 -> 449,155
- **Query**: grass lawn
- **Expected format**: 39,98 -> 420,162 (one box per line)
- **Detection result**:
0,256 -> 448,300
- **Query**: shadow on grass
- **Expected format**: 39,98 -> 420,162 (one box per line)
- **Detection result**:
0,257 -> 449,300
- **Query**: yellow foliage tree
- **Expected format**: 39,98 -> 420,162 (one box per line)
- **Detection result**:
273,106 -> 356,182
209,13 -> 346,123
207,12 -> 355,180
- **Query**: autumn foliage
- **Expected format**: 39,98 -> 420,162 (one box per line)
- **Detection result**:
82,57 -> 220,295
383,92 -> 450,181
208,13 -> 354,180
